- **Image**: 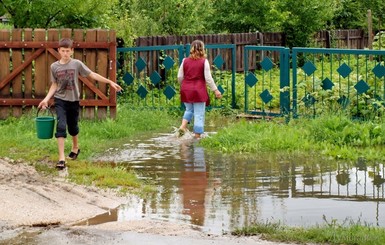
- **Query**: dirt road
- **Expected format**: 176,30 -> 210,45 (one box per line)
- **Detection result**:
0,158 -> 293,245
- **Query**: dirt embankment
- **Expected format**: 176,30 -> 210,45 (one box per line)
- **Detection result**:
0,157 -> 126,229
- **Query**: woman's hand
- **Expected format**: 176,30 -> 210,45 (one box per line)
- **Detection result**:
214,89 -> 222,99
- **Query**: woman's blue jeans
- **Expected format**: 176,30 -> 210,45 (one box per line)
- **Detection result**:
183,102 -> 205,134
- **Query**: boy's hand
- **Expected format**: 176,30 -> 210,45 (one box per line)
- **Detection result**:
38,100 -> 48,109
110,81 -> 122,92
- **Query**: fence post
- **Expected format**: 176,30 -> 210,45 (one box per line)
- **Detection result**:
0,29 -> 11,119
280,48 -> 291,116
368,10 -> 373,49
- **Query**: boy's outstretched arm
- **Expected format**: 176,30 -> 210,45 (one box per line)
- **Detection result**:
89,72 -> 122,92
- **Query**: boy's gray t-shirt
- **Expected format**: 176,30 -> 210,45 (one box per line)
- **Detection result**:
50,59 -> 92,101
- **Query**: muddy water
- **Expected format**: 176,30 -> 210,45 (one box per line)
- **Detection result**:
93,132 -> 385,235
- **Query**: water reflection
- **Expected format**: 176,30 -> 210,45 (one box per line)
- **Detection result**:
180,141 -> 207,226
95,133 -> 385,234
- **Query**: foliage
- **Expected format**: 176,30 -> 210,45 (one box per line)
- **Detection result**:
332,0 -> 385,30
373,31 -> 385,50
332,0 -> 367,29
1,0 -> 385,47
109,0 -> 213,40
210,0 -> 282,33
200,113 -> 385,161
0,0 -> 116,28
232,219 -> 385,245
0,22 -> 11,29
278,0 -> 337,48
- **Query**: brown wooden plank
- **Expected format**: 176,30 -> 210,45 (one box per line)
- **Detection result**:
34,29 -> 48,99
73,29 -> 85,118
23,29 -> 33,113
96,30 -> 109,119
61,29 -> 72,39
0,41 -> 111,49
109,30 -> 117,119
84,30 -> 97,119
11,29 -> 23,117
0,98 -> 113,106
0,30 -> 11,119
47,29 -> 60,107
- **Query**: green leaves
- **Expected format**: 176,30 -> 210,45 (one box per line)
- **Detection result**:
1,0 -> 116,28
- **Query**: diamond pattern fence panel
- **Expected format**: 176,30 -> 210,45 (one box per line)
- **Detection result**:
117,44 -> 236,111
117,45 -> 184,110
292,48 -> 385,119
243,46 -> 290,118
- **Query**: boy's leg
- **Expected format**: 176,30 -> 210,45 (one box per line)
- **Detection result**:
57,137 -> 65,161
67,101 -> 80,154
54,98 -> 67,163
192,102 -> 205,138
71,135 -> 78,153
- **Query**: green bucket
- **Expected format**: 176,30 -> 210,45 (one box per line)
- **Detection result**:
35,108 -> 55,139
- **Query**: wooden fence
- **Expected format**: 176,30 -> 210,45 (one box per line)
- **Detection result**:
135,29 -> 368,72
0,28 -> 117,120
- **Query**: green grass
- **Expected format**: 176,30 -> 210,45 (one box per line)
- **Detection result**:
200,113 -> 385,161
233,219 -> 385,245
0,104 -> 180,192
0,104 -> 233,193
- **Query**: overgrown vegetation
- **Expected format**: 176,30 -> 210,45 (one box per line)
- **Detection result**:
200,113 -> 385,161
0,105 -> 179,192
1,0 -> 384,46
233,218 -> 385,245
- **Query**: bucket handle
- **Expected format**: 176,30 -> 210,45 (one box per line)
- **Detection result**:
37,107 -> 54,117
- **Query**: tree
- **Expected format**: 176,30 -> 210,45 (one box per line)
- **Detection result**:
332,0 -> 385,30
332,0 -> 365,29
210,0 -> 282,33
278,0 -> 336,47
106,0 -> 215,44
0,0 -> 116,28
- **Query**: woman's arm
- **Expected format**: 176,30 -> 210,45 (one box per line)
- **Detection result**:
204,60 -> 222,99
177,59 -> 185,83
204,59 -> 218,91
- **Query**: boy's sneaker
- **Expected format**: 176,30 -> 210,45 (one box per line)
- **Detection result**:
56,160 -> 66,170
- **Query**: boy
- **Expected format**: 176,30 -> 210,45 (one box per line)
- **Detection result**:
38,38 -> 122,169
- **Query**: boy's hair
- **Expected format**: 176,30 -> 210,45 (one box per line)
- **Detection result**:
189,40 -> 206,60
59,38 -> 73,48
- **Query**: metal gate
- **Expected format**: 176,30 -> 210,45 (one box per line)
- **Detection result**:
117,44 -> 236,110
292,48 -> 385,119
243,46 -> 290,117
117,44 -> 385,119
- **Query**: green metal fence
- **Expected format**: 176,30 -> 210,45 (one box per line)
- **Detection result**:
292,48 -> 385,119
117,44 -> 385,119
117,44 -> 236,110
117,45 -> 184,109
243,46 -> 290,117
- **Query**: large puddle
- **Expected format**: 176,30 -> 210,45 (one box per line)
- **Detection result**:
91,132 -> 385,235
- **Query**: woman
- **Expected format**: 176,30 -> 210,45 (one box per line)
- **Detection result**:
178,40 -> 222,139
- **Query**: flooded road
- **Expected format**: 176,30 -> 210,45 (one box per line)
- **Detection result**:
94,132 -> 385,235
